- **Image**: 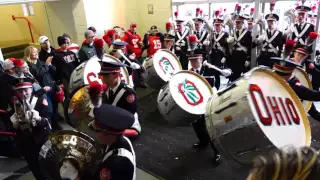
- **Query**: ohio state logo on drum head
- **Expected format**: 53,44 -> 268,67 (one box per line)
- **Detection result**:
153,49 -> 182,82
247,70 -> 311,148
170,71 -> 213,115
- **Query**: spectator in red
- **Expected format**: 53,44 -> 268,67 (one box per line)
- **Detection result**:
123,23 -> 143,59
143,25 -> 164,58
103,26 -> 123,47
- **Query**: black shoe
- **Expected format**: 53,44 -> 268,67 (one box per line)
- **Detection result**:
212,154 -> 221,166
192,142 -> 208,149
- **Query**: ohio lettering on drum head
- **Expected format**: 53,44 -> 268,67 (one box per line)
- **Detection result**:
249,84 -> 300,126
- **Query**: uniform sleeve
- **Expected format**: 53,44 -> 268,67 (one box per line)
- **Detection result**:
98,156 -> 134,180
277,32 -> 284,57
290,83 -> 320,101
245,32 -> 252,61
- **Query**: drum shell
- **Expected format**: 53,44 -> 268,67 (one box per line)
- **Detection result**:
292,67 -> 312,112
158,83 -> 200,125
146,64 -> 166,90
205,70 -> 275,165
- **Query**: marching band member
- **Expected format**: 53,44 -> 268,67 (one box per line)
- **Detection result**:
143,25 -> 164,58
256,3 -> 283,68
10,78 -> 52,180
188,54 -> 216,87
227,5 -> 252,82
88,61 -> 141,137
271,40 -> 320,121
174,11 -> 189,70
192,8 -> 208,57
163,33 -> 175,53
289,1 -> 315,47
205,10 -> 230,89
59,104 -> 136,180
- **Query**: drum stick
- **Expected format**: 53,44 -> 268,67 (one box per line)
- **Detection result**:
117,50 -> 141,70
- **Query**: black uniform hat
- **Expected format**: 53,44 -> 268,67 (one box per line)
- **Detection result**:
265,13 -> 279,21
112,40 -> 128,49
164,33 -> 175,40
13,77 -> 35,90
271,57 -> 301,76
296,5 -> 311,13
234,14 -> 246,22
99,61 -> 127,74
213,10 -> 224,25
88,104 -> 134,134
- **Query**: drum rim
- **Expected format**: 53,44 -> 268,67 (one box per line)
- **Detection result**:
64,84 -> 90,129
250,68 -> 311,146
169,70 -> 214,114
293,67 -> 312,112
102,54 -> 130,82
157,49 -> 182,69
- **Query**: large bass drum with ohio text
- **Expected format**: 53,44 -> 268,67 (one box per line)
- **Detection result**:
39,130 -> 102,180
158,70 -> 213,125
292,67 -> 312,112
205,67 -> 311,165
144,49 -> 182,90
69,56 -> 102,94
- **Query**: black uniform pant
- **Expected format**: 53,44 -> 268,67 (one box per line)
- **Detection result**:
308,103 -> 320,121
257,52 -> 277,68
179,54 -> 189,70
192,115 -> 219,154
228,51 -> 247,82
17,138 -> 46,180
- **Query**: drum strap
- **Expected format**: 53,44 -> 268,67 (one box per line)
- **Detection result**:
112,89 -> 126,106
196,31 -> 207,48
233,29 -> 248,52
213,32 -> 225,52
103,137 -> 136,180
262,30 -> 279,54
293,23 -> 310,45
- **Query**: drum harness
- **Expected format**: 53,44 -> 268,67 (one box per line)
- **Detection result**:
233,29 -> 248,53
195,30 -> 207,49
261,30 -> 279,54
293,23 -> 310,45
175,30 -> 188,47
212,31 -> 226,53
103,136 -> 136,180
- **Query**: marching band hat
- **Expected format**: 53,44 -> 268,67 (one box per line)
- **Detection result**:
214,19 -> 224,25
99,60 -> 126,74
247,17 -> 254,24
164,33 -> 175,40
295,45 -> 313,55
308,13 -> 317,18
296,5 -> 311,13
188,54 -> 203,60
265,13 -> 279,21
193,17 -> 204,23
174,12 -> 184,23
271,57 -> 301,76
88,104 -> 134,134
234,14 -> 246,22
112,39 -> 128,49
13,77 -> 35,90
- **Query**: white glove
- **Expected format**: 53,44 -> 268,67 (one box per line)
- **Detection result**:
129,53 -> 136,60
227,36 -> 234,44
130,62 -> 141,70
221,69 -> 232,77
203,40 -> 210,46
202,60 -> 209,67
60,160 -> 78,180
26,110 -> 41,127
10,114 -> 20,129
176,46 -> 181,51
221,57 -> 226,63
257,35 -> 265,42
245,61 -> 250,67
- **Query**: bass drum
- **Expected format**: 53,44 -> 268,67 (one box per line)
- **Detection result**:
69,56 -> 102,94
64,85 -> 96,138
102,54 -> 132,87
205,67 -> 311,165
158,70 -> 213,125
292,67 -> 312,112
145,49 -> 182,90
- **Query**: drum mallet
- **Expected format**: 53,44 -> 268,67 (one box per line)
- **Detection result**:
203,61 -> 232,77
117,50 -> 141,70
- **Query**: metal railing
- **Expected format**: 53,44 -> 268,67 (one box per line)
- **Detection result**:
12,15 -> 41,43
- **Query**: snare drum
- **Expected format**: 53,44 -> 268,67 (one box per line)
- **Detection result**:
102,54 -> 132,87
69,57 -> 102,93
205,67 -> 311,165
158,70 -> 213,124
146,49 -> 182,90
292,67 -> 312,112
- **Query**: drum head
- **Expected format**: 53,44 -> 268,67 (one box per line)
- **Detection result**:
247,68 -> 311,148
65,85 -> 94,132
69,57 -> 102,93
292,68 -> 312,112
169,70 -> 213,115
102,54 -> 130,84
39,130 -> 102,180
153,49 -> 182,82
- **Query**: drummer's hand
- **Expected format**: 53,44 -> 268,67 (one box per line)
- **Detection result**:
221,69 -> 232,77
60,160 -> 78,180
309,63 -> 315,70
176,46 -> 181,51
43,86 -> 51,92
129,53 -> 136,60
130,62 -> 141,69
221,57 -> 226,63
244,61 -> 250,67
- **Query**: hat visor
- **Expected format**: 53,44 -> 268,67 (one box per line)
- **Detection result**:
295,48 -> 309,55
89,121 -> 124,134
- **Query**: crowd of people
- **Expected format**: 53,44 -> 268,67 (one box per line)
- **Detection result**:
2,0 -> 320,179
